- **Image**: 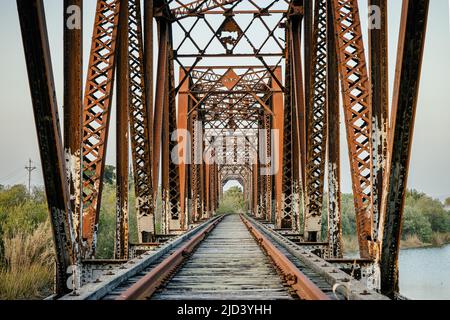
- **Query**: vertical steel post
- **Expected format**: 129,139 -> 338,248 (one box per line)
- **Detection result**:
144,0 -> 154,155
304,0 -> 328,241
115,0 -> 129,260
205,161 -> 211,217
304,0 -> 312,144
152,18 -> 169,221
369,0 -> 388,246
17,0 -> 75,294
63,0 -> 83,249
280,29 -> 294,230
191,113 -> 202,222
252,161 -> 259,216
290,4 -> 306,233
258,114 -> 267,220
166,47 -> 182,232
379,0 -> 429,298
178,69 -> 190,229
200,132 -> 207,219
326,1 -> 343,258
271,67 -> 284,228
161,54 -> 170,234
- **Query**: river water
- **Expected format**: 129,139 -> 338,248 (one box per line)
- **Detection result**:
399,244 -> 450,300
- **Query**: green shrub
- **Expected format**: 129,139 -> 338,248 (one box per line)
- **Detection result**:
217,186 -> 246,214
341,194 -> 356,236
95,182 -> 139,259
402,205 -> 433,243
0,185 -> 28,208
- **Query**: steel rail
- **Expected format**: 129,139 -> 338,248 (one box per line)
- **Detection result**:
116,215 -> 225,300
240,215 -> 331,300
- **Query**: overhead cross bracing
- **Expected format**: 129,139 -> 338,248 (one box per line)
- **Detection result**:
17,0 -> 430,300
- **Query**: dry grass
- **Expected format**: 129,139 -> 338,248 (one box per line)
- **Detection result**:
400,234 -> 425,249
431,232 -> 450,247
342,235 -> 359,255
0,264 -> 54,300
343,233 -> 450,255
0,221 -> 55,300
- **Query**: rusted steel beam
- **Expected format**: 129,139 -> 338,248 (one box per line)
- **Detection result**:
216,165 -> 220,211
214,165 -> 218,212
17,0 -> 75,294
178,69 -> 190,230
264,114 -> 273,222
142,0 -> 155,241
304,0 -> 328,242
63,0 -> 83,248
166,49 -> 182,232
177,53 -> 285,58
257,168 -> 264,221
212,163 -> 218,214
152,18 -> 169,212
209,164 -> 216,216
177,9 -> 287,16
369,0 -> 388,245
186,118 -> 194,227
288,5 -> 305,232
252,162 -> 259,217
331,0 -> 374,258
280,29 -> 294,230
117,216 -> 225,300
161,55 -> 171,234
272,67 -> 284,228
200,131 -> 207,219
81,0 -> 120,257
204,156 -> 211,218
144,0 -> 153,156
290,66 -> 301,232
257,116 -> 267,220
191,115 -> 202,222
379,0 -> 429,299
115,0 -> 129,260
303,0 -> 312,144
128,0 -> 155,243
211,163 -> 216,213
326,1 -> 343,259
171,0 -> 240,19
241,215 -> 330,300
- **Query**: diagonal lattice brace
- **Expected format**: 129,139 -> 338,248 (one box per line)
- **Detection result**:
304,0 -> 328,241
81,0 -> 121,258
127,0 -> 155,242
331,0 -> 374,258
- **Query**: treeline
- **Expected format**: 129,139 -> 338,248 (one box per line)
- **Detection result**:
217,186 -> 450,246
335,190 -> 450,249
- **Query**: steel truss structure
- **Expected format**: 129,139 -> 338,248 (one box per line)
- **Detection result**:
17,0 -> 429,299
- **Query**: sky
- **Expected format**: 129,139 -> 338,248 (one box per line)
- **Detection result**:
0,0 -> 449,200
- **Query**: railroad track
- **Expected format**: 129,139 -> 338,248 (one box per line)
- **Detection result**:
103,214 -> 345,300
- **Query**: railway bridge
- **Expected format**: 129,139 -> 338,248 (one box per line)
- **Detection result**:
16,0 -> 429,300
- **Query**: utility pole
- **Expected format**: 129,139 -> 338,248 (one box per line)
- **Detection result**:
25,158 -> 36,194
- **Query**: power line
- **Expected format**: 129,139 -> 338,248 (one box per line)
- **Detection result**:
7,173 -> 28,187
0,166 -> 25,182
25,158 -> 36,194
